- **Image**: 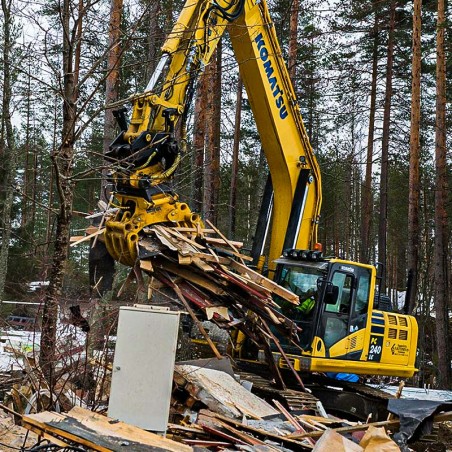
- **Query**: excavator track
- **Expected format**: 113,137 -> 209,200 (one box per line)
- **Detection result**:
307,379 -> 394,421
235,360 -> 394,420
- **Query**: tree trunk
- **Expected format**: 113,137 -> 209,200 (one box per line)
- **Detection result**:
377,1 -> 396,291
229,77 -> 242,238
46,99 -> 59,252
22,62 -> 32,229
288,0 -> 299,83
0,0 -> 18,302
203,45 -> 222,224
103,0 -> 123,189
192,71 -> 207,214
407,0 -> 421,314
360,5 -> 379,263
88,0 -> 122,298
211,42 -> 222,225
433,0 -> 450,389
146,0 -> 162,78
40,0 -> 80,388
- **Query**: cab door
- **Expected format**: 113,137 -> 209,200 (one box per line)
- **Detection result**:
315,263 -> 371,360
318,266 -> 354,358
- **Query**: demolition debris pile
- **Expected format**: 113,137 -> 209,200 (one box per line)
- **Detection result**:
112,221 -> 306,386
2,357 -> 452,451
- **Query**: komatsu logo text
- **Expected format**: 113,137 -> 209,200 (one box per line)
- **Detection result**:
254,33 -> 288,120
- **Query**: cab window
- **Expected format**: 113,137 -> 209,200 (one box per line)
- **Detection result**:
325,272 -> 353,314
353,270 -> 371,315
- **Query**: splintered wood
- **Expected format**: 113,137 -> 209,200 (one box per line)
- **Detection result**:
136,224 -> 302,387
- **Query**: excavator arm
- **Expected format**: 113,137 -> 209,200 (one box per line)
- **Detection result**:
228,1 -> 321,269
104,0 -> 321,270
106,0 -> 245,187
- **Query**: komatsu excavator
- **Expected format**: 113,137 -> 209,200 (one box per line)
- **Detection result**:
102,0 -> 418,379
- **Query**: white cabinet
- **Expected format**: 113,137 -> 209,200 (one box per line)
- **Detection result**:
108,306 -> 180,431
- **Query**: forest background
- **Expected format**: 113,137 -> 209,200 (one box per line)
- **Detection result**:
0,0 -> 450,387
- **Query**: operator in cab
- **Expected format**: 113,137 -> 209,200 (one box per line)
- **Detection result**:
279,268 -> 318,318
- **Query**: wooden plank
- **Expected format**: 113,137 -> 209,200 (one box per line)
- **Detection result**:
23,407 -> 192,452
167,423 -> 205,434
221,267 -> 273,297
214,247 -> 253,261
174,227 -> 215,234
23,411 -> 112,452
22,424 -> 70,447
298,415 -> 338,425
70,228 -> 105,247
173,280 -> 214,309
182,439 -> 232,447
227,259 -> 299,305
204,237 -> 244,249
178,254 -> 192,265
206,219 -> 243,260
177,240 -> 200,257
215,267 -> 270,301
289,412 -> 452,440
296,416 -> 324,431
200,424 -> 247,446
199,410 -> 314,450
152,228 -> 179,251
70,235 -> 85,242
192,257 -> 214,272
140,259 -> 154,273
158,225 -> 206,250
155,260 -> 226,295
212,419 -> 266,446
194,252 -> 229,265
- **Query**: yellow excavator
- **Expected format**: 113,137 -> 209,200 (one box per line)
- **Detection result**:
102,0 -> 418,379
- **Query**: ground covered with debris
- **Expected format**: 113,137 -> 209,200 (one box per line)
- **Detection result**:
1,345 -> 452,451
1,225 -> 452,450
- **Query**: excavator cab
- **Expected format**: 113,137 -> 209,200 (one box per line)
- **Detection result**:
269,252 -> 418,377
274,255 -> 372,354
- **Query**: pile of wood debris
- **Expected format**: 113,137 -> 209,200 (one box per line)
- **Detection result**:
91,220 -> 307,387
1,327 -> 452,450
